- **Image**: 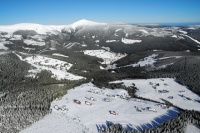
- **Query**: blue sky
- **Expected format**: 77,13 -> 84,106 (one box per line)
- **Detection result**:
0,0 -> 200,25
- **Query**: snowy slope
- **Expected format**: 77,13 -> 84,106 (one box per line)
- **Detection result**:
62,19 -> 106,31
112,78 -> 200,111
16,54 -> 84,80
0,20 -> 106,35
0,40 -> 13,50
185,124 -> 200,133
83,49 -> 126,64
0,23 -> 65,34
70,19 -> 106,29
21,82 -> 179,133
120,54 -> 182,68
121,38 -> 142,44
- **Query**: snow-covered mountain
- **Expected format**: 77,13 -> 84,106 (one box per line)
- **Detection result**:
0,19 -> 106,34
0,19 -> 200,53
0,23 -> 66,34
63,19 -> 106,30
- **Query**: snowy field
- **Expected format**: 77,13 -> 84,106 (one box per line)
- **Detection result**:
24,39 -> 46,46
17,54 -> 84,80
21,82 -> 179,133
124,54 -> 158,67
106,40 -> 118,43
185,124 -> 200,133
112,78 -> 200,111
83,49 -> 126,64
0,38 -> 13,49
121,54 -> 182,68
121,38 -> 142,44
52,53 -> 69,58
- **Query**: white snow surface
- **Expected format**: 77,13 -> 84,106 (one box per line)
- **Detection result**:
121,38 -> 142,44
24,39 -> 46,46
179,30 -> 187,34
106,40 -> 118,43
31,35 -> 47,41
0,42 -> 8,50
10,35 -> 22,40
0,23 -> 65,34
83,49 -> 126,64
63,19 -> 106,31
21,82 -> 179,133
112,78 -> 200,111
181,34 -> 200,45
185,124 -> 200,133
18,55 -> 83,80
171,35 -> 178,38
21,113 -> 90,133
123,54 -> 158,68
0,40 -> 13,49
139,29 -> 148,34
0,19 -> 106,35
95,40 -> 100,43
121,54 -> 182,68
52,53 -> 69,58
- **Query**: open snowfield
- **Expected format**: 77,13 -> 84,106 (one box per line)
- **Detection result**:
121,54 -> 182,68
17,54 -> 84,80
83,49 -> 126,64
0,42 -> 9,50
52,53 -> 69,58
21,82 -> 179,133
0,23 -> 65,34
24,39 -> 46,46
112,78 -> 200,111
185,124 -> 200,133
124,54 -> 158,67
121,38 -> 142,44
0,39 -> 13,49
106,40 -> 118,43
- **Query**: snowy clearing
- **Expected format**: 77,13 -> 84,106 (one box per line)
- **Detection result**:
171,35 -> 178,38
123,54 -> 158,68
112,78 -> 200,111
179,30 -> 187,34
0,42 -> 8,50
9,35 -> 22,40
101,46 -> 110,51
106,40 -> 118,43
121,38 -> 142,44
17,54 -> 84,80
31,35 -> 47,41
185,124 -> 200,133
22,46 -> 35,52
115,29 -> 122,32
121,54 -> 181,68
52,53 -> 69,58
139,29 -> 148,34
22,82 -> 179,133
158,56 -> 182,60
24,39 -> 46,46
95,40 -> 99,43
0,40 -> 13,49
83,49 -> 126,64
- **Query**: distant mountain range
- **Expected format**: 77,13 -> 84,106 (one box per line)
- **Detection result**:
0,19 -> 200,53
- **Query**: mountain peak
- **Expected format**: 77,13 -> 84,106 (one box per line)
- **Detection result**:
71,19 -> 106,29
